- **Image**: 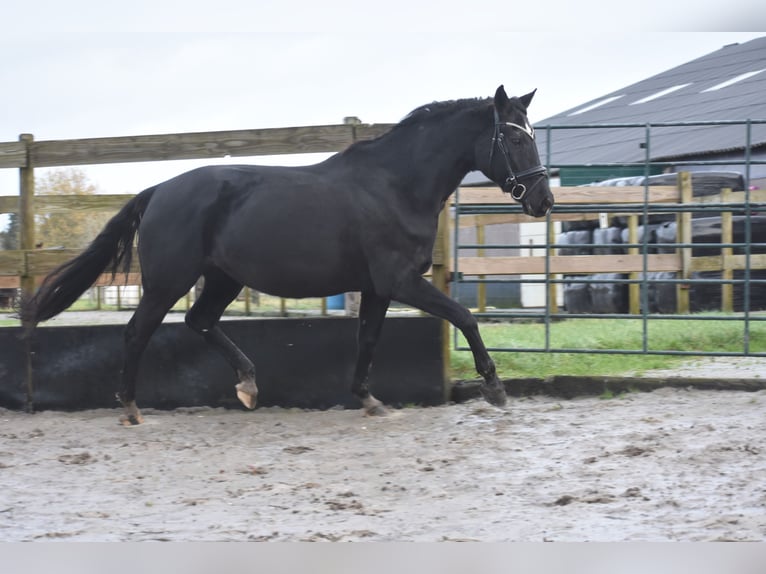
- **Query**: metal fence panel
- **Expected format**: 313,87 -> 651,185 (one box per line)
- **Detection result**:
451,120 -> 766,358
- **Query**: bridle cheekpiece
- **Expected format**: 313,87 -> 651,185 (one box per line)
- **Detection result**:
489,108 -> 547,201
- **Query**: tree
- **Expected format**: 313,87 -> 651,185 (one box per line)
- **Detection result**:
35,168 -> 111,249
0,212 -> 19,250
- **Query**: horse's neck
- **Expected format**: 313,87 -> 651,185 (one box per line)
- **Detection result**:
373,114 -> 486,209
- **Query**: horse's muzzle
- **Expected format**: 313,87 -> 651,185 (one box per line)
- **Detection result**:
522,192 -> 554,218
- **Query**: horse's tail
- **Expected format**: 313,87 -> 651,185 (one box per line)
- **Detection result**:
21,186 -> 157,333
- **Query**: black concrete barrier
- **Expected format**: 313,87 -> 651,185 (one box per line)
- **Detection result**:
0,316 -> 445,412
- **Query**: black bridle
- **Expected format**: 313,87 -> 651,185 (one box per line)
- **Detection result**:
489,109 -> 548,201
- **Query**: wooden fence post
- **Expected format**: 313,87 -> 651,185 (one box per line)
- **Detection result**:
432,205 -> 452,400
720,188 -> 733,313
19,134 -> 35,302
476,221 -> 486,313
627,215 -> 640,315
676,172 -> 692,314
547,217 -> 558,313
343,116 -> 362,318
19,133 -> 35,412
244,286 -> 252,315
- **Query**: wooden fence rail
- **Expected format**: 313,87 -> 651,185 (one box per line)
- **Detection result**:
0,124 -> 394,169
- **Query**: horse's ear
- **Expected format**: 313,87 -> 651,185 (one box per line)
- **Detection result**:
519,89 -> 537,109
494,85 -> 509,109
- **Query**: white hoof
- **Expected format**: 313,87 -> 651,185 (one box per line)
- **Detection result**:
235,380 -> 258,409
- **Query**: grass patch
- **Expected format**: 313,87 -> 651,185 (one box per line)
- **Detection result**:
451,315 -> 765,380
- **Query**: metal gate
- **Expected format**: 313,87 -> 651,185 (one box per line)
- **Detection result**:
450,120 -> 766,358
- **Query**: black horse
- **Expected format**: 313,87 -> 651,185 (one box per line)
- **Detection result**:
23,85 -> 554,425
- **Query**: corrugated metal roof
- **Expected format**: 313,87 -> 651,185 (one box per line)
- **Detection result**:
534,36 -> 766,165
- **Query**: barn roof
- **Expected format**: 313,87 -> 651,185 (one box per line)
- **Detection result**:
534,36 -> 766,165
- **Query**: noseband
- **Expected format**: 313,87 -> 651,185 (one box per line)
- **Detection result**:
488,109 -> 547,200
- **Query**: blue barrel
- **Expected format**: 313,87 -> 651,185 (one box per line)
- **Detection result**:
326,293 -> 345,310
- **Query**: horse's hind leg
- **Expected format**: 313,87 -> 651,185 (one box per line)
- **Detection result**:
185,268 -> 257,409
352,291 -> 390,416
119,291 -> 180,425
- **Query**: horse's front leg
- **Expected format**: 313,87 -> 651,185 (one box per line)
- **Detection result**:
351,292 -> 391,415
392,275 -> 507,407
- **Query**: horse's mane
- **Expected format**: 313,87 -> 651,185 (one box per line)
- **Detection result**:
341,97 -> 492,155
397,97 -> 491,129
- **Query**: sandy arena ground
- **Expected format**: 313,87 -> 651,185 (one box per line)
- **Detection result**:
1,379 -> 765,541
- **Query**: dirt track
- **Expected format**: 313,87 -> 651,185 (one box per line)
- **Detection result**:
1,384 -> 765,541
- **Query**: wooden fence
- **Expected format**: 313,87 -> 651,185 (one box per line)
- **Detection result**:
454,177 -> 766,314
2,125 -> 765,316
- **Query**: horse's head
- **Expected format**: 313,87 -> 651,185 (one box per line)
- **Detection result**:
475,85 -> 554,217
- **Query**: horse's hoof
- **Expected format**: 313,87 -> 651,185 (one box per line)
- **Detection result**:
119,401 -> 145,426
362,396 -> 389,416
119,412 -> 144,426
365,404 -> 390,417
236,380 -> 258,410
480,383 -> 508,407
119,414 -> 143,426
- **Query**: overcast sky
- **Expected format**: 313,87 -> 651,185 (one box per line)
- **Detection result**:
0,1 -> 764,214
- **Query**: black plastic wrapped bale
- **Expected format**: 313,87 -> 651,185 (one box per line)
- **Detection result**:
557,230 -> 593,256
653,216 -> 766,256
612,171 -> 746,226
621,224 -> 660,253
692,216 -> 766,256
646,171 -> 744,197
738,270 -> 766,311
589,273 -> 629,314
689,271 -> 722,312
593,227 -> 625,255
640,272 -> 677,314
690,218 -> 728,257
648,171 -> 745,222
563,278 -> 591,314
655,221 -> 677,254
690,270 -> 766,312
561,220 -> 599,232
